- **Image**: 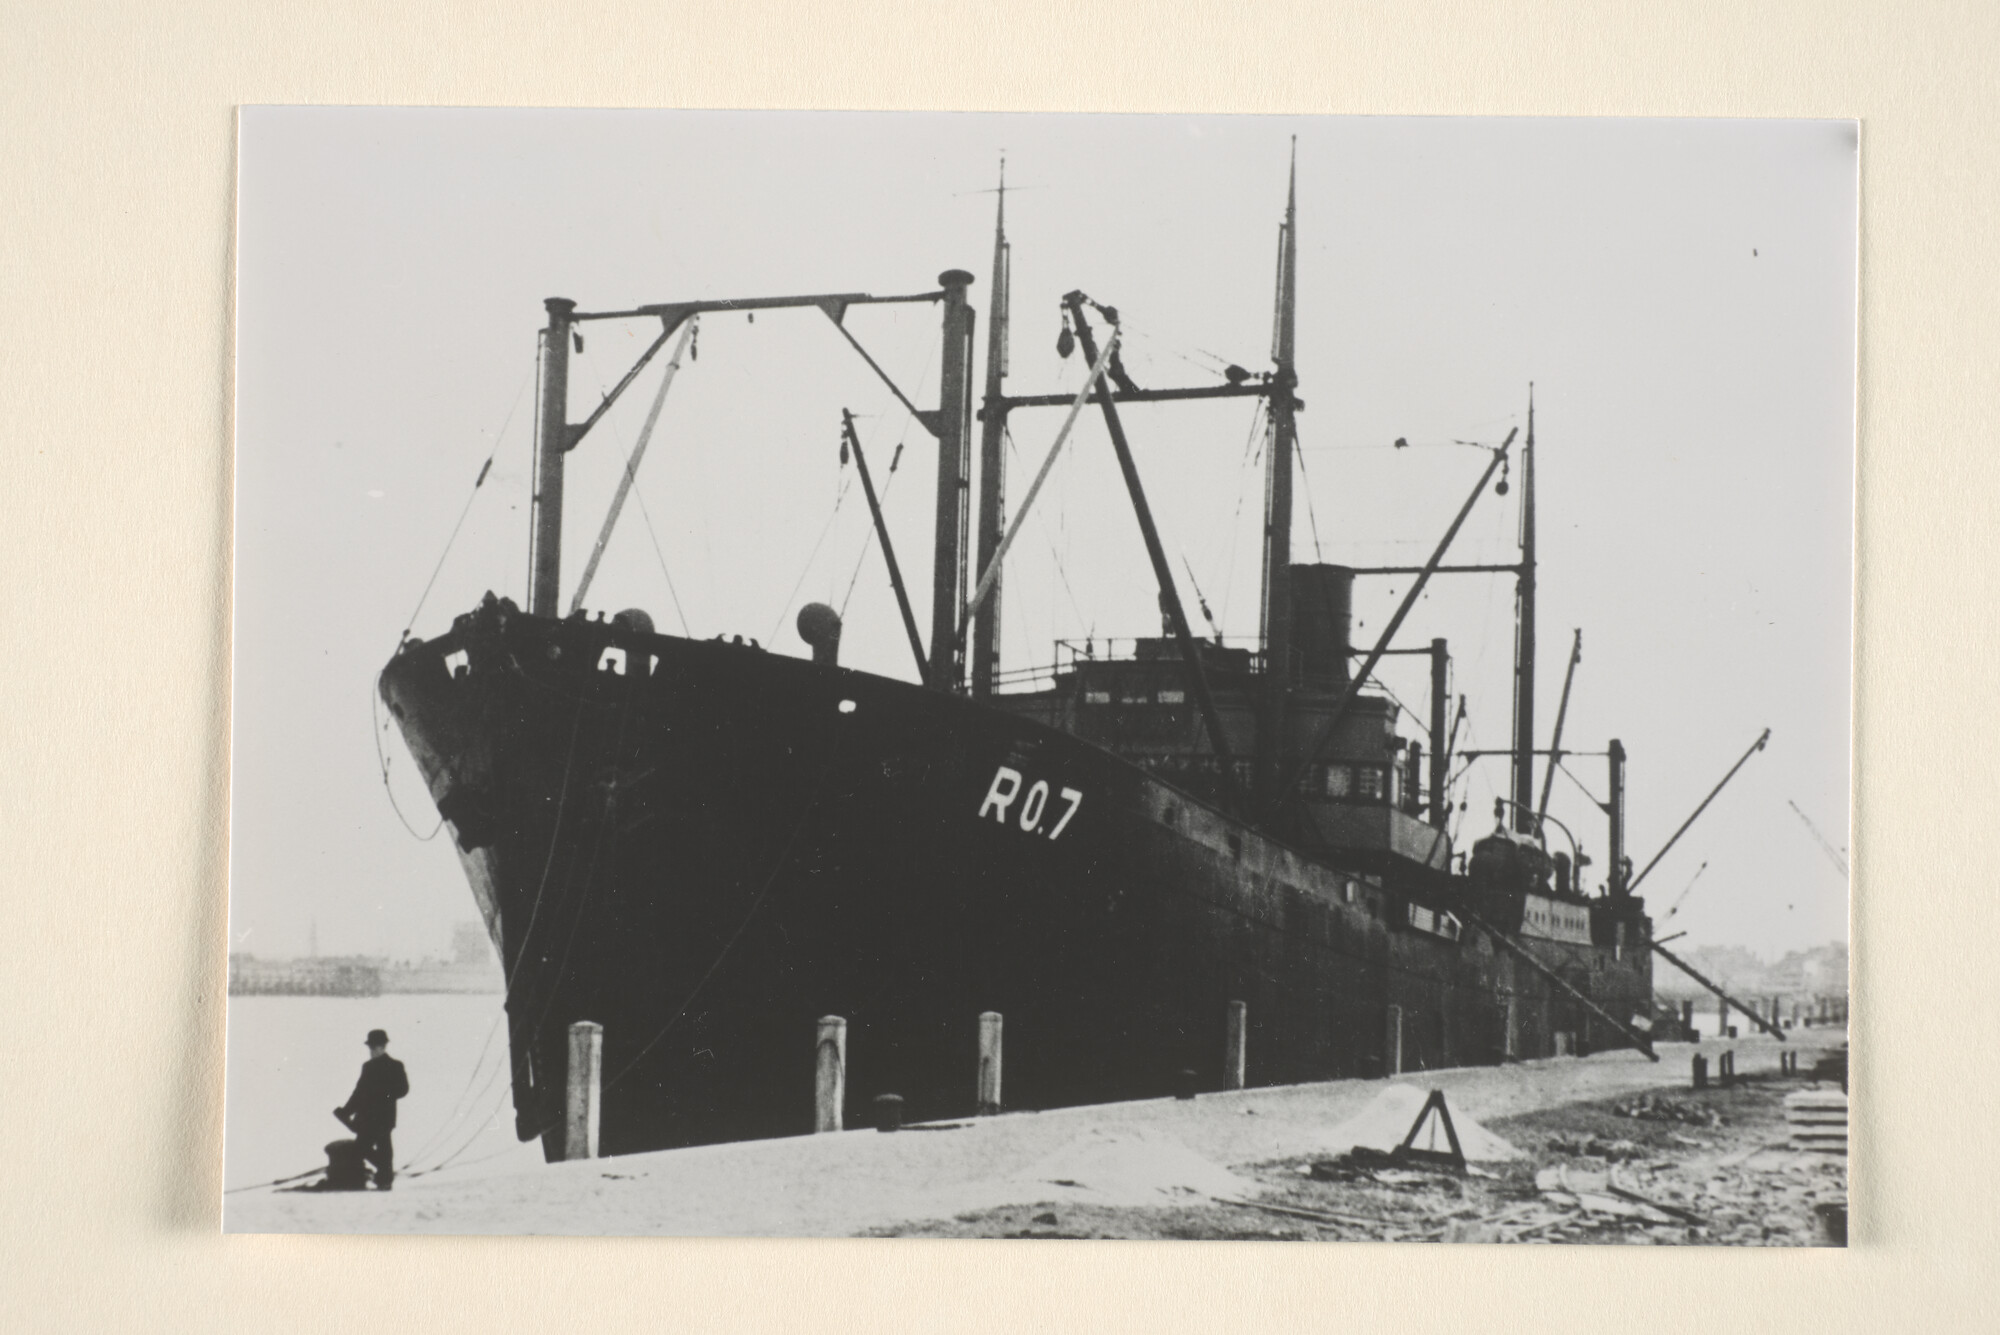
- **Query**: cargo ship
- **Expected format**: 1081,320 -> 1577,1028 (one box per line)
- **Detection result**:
379,158 -> 1658,1161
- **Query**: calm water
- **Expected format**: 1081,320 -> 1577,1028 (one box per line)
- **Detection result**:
224,992 -> 545,1192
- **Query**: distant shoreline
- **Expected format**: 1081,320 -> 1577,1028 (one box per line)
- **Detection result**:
228,952 -> 502,997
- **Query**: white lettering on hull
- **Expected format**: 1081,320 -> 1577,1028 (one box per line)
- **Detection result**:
978,766 -> 1083,840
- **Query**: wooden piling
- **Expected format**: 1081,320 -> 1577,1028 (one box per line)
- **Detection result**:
872,1093 -> 904,1133
814,1015 -> 847,1133
1386,1005 -> 1404,1076
564,1020 -> 603,1161
977,1011 -> 1003,1115
1224,1000 -> 1248,1090
1692,1053 -> 1708,1090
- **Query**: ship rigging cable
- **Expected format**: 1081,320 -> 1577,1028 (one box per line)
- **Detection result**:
1001,422 -> 1090,633
1292,425 -> 1327,563
374,372 -> 532,840
839,340 -> 935,620
400,371 -> 530,642
958,330 -> 1119,642
837,431 -> 903,618
1213,399 -> 1269,630
764,472 -> 854,646
632,488 -> 694,637
568,318 -> 697,616
1553,756 -> 1606,808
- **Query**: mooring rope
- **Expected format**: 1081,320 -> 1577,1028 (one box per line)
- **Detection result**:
371,680 -> 445,841
222,1165 -> 330,1194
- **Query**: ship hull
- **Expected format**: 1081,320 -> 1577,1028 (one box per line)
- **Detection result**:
382,598 -> 1647,1160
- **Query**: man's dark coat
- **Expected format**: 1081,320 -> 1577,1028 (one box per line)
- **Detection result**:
340,1052 -> 410,1131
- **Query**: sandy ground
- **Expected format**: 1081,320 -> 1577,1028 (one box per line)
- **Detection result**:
883,1062 -> 1848,1244
226,1027 -> 1847,1238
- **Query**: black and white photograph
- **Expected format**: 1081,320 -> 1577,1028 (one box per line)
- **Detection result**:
222,108 -> 1854,1241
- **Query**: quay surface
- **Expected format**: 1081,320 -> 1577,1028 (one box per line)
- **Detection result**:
226,1030 -> 1846,1236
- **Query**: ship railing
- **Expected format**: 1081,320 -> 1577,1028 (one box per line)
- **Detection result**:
1050,635 -> 1266,669
991,638 -> 1314,694
990,660 -> 1063,694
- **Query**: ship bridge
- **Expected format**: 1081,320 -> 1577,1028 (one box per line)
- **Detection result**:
988,562 -> 1453,879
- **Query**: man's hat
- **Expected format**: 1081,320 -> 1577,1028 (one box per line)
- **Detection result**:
365,1029 -> 389,1046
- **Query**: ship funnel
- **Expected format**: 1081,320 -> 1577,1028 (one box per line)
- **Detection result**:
797,603 -> 843,667
1290,564 -> 1354,688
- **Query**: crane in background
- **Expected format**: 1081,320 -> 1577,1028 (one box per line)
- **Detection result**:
1788,799 -> 1849,879
1662,859 -> 1709,921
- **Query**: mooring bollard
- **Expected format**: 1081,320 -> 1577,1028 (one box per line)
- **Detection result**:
565,1019 -> 603,1161
1386,1005 -> 1404,1076
1692,1053 -> 1708,1090
872,1093 -> 904,1133
977,1011 -> 1003,1115
815,1015 -> 847,1133
1224,1000 -> 1248,1090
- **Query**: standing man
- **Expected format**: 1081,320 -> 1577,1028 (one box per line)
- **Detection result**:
335,1028 -> 409,1190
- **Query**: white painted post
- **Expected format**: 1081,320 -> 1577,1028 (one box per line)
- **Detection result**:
1224,1000 -> 1247,1090
814,1016 -> 847,1133
977,1011 -> 1003,1114
1386,1004 -> 1404,1076
565,1020 -> 603,1161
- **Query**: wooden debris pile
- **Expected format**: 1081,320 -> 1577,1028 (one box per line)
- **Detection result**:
1235,1081 -> 1845,1245
1610,1093 -> 1725,1127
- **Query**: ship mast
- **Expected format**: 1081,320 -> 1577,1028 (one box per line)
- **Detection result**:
929,272 -> 978,690
971,160 -> 1011,699
529,297 -> 578,617
1511,386 -> 1537,833
1256,143 -> 1300,813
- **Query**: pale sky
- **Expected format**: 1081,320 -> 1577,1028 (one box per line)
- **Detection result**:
231,110 -> 1854,961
